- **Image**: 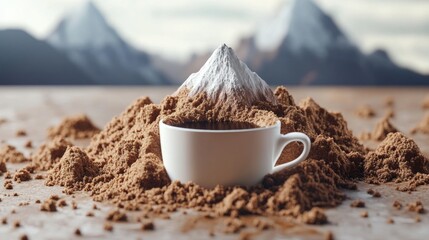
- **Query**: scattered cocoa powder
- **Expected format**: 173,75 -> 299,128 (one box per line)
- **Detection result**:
47,114 -> 100,139
13,169 -> 31,182
1,217 -> 7,225
104,222 -> 113,231
407,201 -> 425,214
16,129 -> 27,137
20,235 -> 28,240
106,210 -> 127,222
355,105 -> 376,118
24,140 -> 32,148
58,199 -> 67,207
411,113 -> 429,135
350,200 -> 365,208
40,199 -> 57,212
386,217 -> 394,224
360,211 -> 368,218
141,221 -> 155,230
392,200 -> 402,210
0,145 -> 28,163
4,180 -> 13,189
74,228 -> 82,236
364,132 -> 429,191
0,161 -> 6,173
31,137 -> 72,170
13,220 -> 20,228
325,231 -> 334,240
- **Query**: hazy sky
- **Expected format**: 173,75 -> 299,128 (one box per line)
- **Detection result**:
1,0 -> 428,73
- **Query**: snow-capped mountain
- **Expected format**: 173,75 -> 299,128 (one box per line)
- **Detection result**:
0,29 -> 93,84
47,1 -> 169,85
234,0 -> 429,85
177,44 -> 276,106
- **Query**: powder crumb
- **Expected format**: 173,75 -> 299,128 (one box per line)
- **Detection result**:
0,161 -> 6,173
20,235 -> 28,240
93,204 -> 98,210
372,191 -> 381,198
411,114 -> 429,135
24,140 -> 32,148
13,220 -> 20,228
301,208 -> 328,225
224,218 -> 245,233
13,169 -> 32,183
40,199 -> 57,212
355,105 -> 376,118
367,189 -> 375,195
35,174 -> 44,180
31,137 -> 72,171
47,114 -> 100,139
350,200 -> 365,208
104,222 -> 113,231
86,211 -> 94,217
16,129 -> 27,137
0,145 -> 28,163
392,200 -> 402,210
57,199 -> 67,207
35,199 -> 41,204
72,201 -> 78,210
2,217 -> 7,225
4,180 -> 13,190
407,201 -> 425,214
422,95 -> 429,109
106,210 -> 127,222
50,195 -> 60,201
364,132 -> 429,191
360,211 -> 368,218
74,228 -> 82,236
141,221 -> 155,231
386,218 -> 394,224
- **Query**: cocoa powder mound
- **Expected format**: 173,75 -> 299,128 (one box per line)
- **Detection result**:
362,117 -> 399,141
0,145 -> 28,163
31,137 -> 72,170
364,132 -> 429,191
47,114 -> 100,139
411,113 -> 429,135
44,86 -> 368,223
46,146 -> 98,190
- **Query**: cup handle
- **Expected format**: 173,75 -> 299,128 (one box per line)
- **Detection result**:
271,132 -> 311,174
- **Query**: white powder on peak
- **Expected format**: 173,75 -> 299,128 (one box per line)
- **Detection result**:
177,44 -> 276,106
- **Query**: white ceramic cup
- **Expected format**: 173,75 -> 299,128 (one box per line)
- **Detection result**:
159,120 -> 311,188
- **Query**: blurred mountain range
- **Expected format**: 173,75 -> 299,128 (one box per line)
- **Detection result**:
0,0 -> 428,85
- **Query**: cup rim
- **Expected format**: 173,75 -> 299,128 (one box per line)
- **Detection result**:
160,120 -> 280,133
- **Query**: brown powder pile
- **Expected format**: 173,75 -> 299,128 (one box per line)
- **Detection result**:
31,137 -> 72,170
46,146 -> 98,190
355,105 -> 376,118
0,145 -> 28,163
411,113 -> 429,135
361,117 -> 399,141
13,169 -> 32,182
47,114 -> 100,139
364,132 -> 429,191
37,86 -> 368,224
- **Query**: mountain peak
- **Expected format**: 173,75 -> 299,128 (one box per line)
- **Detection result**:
254,0 -> 350,56
177,44 -> 276,106
48,1 -> 122,49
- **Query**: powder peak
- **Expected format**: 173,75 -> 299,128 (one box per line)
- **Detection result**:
177,44 -> 276,106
